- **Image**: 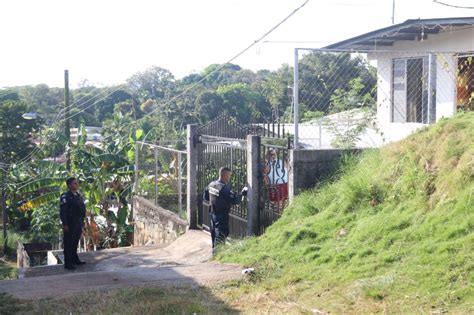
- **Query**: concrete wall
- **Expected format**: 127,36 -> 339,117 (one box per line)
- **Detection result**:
289,149 -> 359,200
132,196 -> 188,246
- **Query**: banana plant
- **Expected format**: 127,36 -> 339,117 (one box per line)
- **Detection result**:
14,120 -> 137,249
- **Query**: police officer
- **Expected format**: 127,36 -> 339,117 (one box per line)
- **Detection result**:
60,177 -> 86,270
204,167 -> 247,251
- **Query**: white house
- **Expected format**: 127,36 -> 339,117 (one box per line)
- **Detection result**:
325,17 -> 474,143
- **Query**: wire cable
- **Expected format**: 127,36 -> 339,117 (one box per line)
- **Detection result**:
100,0 -> 311,142
433,0 -> 474,9
2,0 -> 310,169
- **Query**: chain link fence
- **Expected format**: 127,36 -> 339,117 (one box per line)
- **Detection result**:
293,48 -> 473,149
134,141 -> 187,218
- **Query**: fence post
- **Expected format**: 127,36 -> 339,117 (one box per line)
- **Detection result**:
178,152 -> 183,216
186,124 -> 198,229
246,135 -> 260,236
293,48 -> 300,149
132,141 -> 139,224
154,146 -> 158,206
288,149 -> 297,203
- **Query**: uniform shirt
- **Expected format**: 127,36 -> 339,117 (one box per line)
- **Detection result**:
60,191 -> 86,226
204,180 -> 240,214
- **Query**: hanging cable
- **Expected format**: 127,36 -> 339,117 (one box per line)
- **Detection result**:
2,0 -> 310,169
433,0 -> 474,9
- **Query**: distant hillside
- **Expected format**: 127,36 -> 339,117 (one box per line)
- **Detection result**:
219,112 -> 474,313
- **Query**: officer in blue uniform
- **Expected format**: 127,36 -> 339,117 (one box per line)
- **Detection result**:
204,167 -> 247,251
60,177 -> 86,270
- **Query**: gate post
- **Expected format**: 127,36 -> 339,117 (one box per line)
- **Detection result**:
288,149 -> 296,203
247,135 -> 260,236
187,124 -> 198,229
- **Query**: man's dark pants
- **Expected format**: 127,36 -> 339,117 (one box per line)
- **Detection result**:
210,212 -> 229,249
63,221 -> 82,266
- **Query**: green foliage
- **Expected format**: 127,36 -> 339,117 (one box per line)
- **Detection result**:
330,77 -> 376,113
215,83 -> 261,124
218,112 -> 474,313
301,110 -> 324,122
299,52 -> 376,114
321,74 -> 378,149
30,201 -> 61,243
325,108 -> 377,149
25,286 -> 237,314
15,84 -> 63,125
0,96 -> 40,164
0,293 -> 30,313
127,66 -> 175,100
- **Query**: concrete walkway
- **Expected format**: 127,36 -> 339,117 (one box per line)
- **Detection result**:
0,230 -> 242,299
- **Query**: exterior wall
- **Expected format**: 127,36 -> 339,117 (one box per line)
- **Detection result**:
289,149 -> 359,200
133,196 -> 188,246
370,26 -> 474,142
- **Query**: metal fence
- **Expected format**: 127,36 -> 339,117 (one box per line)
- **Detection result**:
134,141 -> 187,217
293,48 -> 473,149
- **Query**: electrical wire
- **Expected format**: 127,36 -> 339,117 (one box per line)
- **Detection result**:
2,81 -> 135,168
1,0 -> 310,170
433,0 -> 474,9
105,0 -> 311,136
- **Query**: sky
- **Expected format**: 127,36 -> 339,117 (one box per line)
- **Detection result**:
0,0 -> 473,88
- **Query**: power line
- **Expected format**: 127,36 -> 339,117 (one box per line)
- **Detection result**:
3,83 -> 134,168
124,0 -> 310,128
262,40 -> 332,44
2,0 -> 310,170
433,0 -> 474,9
56,84 -> 127,120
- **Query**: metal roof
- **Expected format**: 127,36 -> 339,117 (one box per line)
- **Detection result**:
324,17 -> 474,50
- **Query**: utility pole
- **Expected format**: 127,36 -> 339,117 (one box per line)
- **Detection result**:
1,169 -> 7,255
392,0 -> 396,24
64,70 -> 71,172
293,48 -> 299,149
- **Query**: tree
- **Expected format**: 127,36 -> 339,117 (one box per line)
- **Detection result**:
216,83 -> 261,124
0,93 -> 40,164
94,88 -> 135,123
15,121 -> 137,249
201,63 -> 242,88
15,84 -> 63,125
127,66 -> 175,100
196,90 -> 223,122
325,77 -> 378,149
298,52 -> 376,115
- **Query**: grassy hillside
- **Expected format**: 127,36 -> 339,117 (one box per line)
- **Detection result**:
218,112 -> 474,313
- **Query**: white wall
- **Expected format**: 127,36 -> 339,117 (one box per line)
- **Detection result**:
369,26 -> 474,142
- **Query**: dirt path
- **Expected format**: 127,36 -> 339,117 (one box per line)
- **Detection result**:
0,230 -> 242,299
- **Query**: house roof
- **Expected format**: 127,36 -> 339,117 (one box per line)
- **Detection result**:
324,17 -> 474,50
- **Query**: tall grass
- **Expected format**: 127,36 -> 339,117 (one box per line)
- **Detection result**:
218,112 -> 474,313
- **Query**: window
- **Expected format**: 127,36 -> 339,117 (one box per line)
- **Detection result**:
457,55 -> 474,111
392,55 -> 436,123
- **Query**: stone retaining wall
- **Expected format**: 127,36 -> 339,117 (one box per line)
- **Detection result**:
132,196 -> 188,246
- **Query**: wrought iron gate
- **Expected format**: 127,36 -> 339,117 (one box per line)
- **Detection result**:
195,114 -> 291,238
196,116 -> 251,238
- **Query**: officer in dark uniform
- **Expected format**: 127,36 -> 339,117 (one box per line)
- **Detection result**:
204,167 -> 247,251
60,177 -> 86,270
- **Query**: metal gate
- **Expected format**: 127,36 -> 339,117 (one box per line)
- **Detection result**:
195,114 -> 291,238
196,116 -> 252,238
